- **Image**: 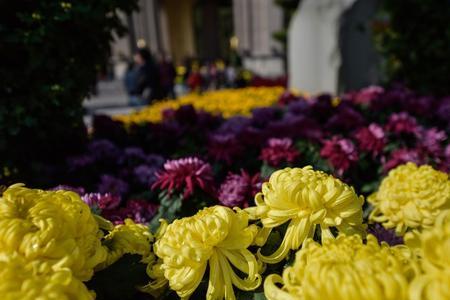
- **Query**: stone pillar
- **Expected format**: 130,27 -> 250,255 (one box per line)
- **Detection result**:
288,0 -> 356,94
232,0 -> 284,77
161,0 -> 196,64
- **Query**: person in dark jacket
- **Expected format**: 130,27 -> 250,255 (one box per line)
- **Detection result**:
128,48 -> 159,105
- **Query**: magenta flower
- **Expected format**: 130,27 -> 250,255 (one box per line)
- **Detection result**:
346,85 -> 384,104
217,170 -> 262,207
382,148 -> 424,172
385,112 -> 418,135
320,137 -> 358,175
81,193 -> 121,210
260,137 -> 300,167
102,199 -> 158,225
354,123 -> 386,156
418,127 -> 447,157
152,157 -> 214,198
208,133 -> 243,165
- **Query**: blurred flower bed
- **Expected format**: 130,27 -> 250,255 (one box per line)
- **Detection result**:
114,86 -> 285,124
1,85 -> 449,299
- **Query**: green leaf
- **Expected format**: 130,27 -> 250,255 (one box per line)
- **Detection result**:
149,192 -> 183,231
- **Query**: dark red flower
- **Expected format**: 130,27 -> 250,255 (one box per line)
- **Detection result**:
354,123 -> 386,156
320,137 -> 358,175
260,137 -> 300,167
152,157 -> 214,198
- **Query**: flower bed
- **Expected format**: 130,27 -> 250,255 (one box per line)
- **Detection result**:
115,86 -> 285,124
1,163 -> 449,299
1,85 -> 449,299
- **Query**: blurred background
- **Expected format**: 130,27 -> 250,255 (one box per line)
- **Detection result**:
1,0 -> 449,185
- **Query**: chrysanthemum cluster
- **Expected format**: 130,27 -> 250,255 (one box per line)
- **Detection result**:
264,234 -> 417,300
115,87 -> 284,124
0,184 -> 107,297
369,163 -> 450,236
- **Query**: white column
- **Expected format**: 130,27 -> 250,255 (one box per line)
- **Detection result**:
288,0 -> 356,94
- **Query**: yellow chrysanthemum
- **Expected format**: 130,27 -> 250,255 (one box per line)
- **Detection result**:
245,166 -> 365,264
264,234 -> 418,300
96,218 -> 155,270
153,206 -> 262,300
0,255 -> 93,300
0,184 -> 107,281
369,163 -> 450,236
409,210 -> 450,300
114,87 -> 284,125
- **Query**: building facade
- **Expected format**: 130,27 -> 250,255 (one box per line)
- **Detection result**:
111,0 -> 284,78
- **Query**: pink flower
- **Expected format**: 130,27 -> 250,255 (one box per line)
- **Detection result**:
320,137 -> 358,175
385,112 -> 418,134
102,199 -> 158,225
346,85 -> 384,104
217,170 -> 262,207
354,123 -> 386,156
81,193 -> 121,210
382,148 -> 425,172
418,127 -> 447,157
152,157 -> 214,198
260,138 -> 300,167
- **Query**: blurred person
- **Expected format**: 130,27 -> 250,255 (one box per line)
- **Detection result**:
225,64 -> 236,87
187,62 -> 202,92
158,54 -> 176,99
127,48 -> 159,105
124,60 -> 140,105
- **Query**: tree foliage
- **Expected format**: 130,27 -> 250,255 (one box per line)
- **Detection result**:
0,0 -> 138,185
375,0 -> 450,94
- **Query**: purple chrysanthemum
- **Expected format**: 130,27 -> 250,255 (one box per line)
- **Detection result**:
102,199 -> 158,224
368,223 -> 403,246
418,127 -> 447,157
87,139 -> 121,161
67,154 -> 95,170
97,174 -> 129,196
217,170 -> 262,207
208,133 -> 243,164
133,164 -> 160,186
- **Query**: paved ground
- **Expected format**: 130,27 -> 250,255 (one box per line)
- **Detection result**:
83,80 -> 138,127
